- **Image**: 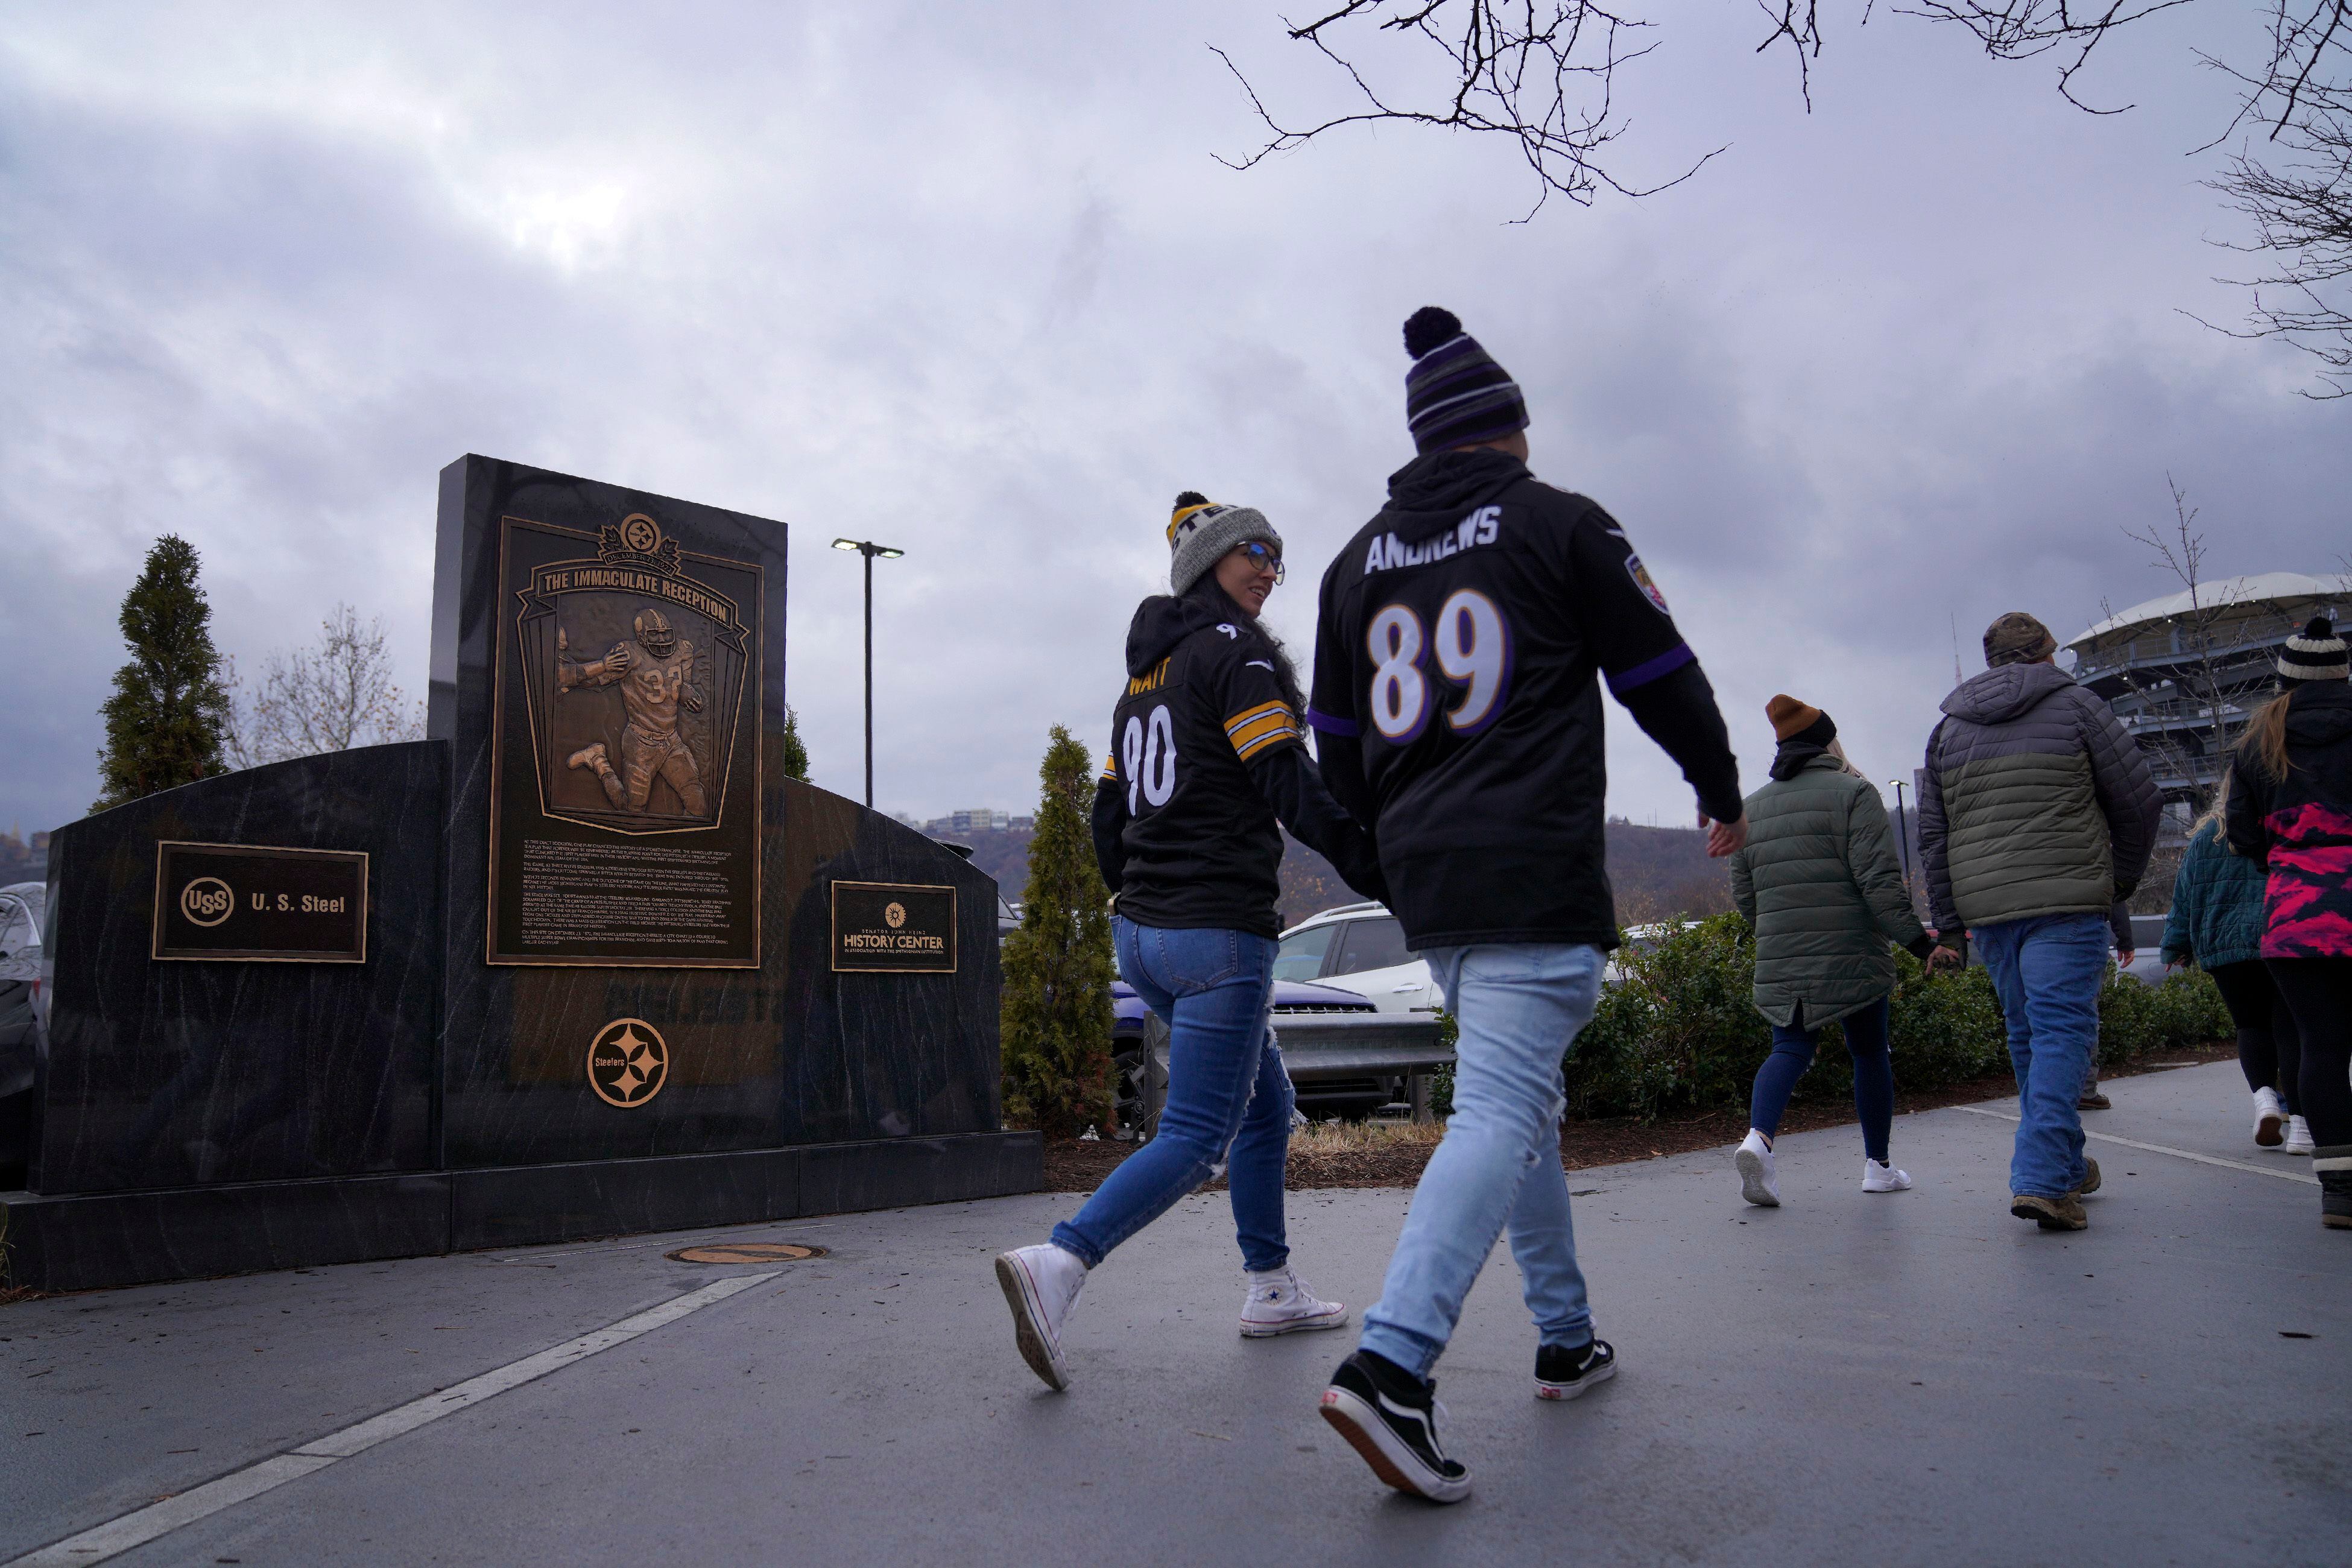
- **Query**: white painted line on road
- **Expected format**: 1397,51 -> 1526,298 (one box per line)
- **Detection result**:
1952,1105 -> 2318,1185
7,1271 -> 781,1568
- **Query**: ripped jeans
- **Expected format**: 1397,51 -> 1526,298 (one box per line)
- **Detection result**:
1052,918 -> 1295,1273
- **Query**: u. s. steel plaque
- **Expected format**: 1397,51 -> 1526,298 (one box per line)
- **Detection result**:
831,882 -> 957,973
153,841 -> 368,963
487,510 -> 762,968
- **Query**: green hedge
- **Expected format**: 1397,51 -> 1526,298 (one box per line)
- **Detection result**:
1429,914 -> 2231,1122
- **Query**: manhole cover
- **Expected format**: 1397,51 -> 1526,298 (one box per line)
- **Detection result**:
665,1242 -> 827,1265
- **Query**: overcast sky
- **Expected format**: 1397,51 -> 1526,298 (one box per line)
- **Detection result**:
4,1 -> 2345,843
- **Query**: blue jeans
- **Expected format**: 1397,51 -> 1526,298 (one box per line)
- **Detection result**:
1750,995 -> 1895,1162
1052,919 -> 1294,1272
1974,913 -> 2107,1198
1359,943 -> 1604,1379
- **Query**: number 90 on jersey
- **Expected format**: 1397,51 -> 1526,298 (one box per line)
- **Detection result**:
1367,590 -> 1512,743
1121,704 -> 1178,812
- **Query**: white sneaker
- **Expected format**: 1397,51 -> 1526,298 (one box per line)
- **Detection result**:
994,1243 -> 1087,1391
2284,1115 -> 2316,1156
1862,1158 -> 1912,1193
1239,1265 -> 1348,1337
1735,1130 -> 1780,1207
2254,1087 -> 2287,1148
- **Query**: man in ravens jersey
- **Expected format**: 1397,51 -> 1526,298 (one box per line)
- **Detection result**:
1312,309 -> 1745,1503
994,493 -> 1387,1394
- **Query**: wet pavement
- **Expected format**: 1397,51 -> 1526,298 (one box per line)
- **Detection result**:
4,1061 -> 2346,1566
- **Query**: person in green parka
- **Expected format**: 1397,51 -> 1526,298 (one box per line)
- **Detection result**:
1728,695 -> 1937,1207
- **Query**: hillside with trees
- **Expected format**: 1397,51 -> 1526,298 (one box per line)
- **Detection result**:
944,815 -> 1743,929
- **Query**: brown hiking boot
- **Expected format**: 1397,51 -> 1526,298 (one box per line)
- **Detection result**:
2011,1192 -> 2088,1231
2071,1156 -> 2101,1198
2078,1090 -> 2111,1110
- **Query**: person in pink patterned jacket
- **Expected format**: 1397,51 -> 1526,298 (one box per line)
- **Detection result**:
2227,615 -> 2352,1230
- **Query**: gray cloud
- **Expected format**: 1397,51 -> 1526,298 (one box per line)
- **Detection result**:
2,1 -> 2344,846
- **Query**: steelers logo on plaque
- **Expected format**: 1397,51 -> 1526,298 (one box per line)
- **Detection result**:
587,1017 -> 669,1107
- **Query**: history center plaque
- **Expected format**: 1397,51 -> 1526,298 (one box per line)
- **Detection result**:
488,511 -> 762,967
832,882 -> 958,973
153,841 -> 368,963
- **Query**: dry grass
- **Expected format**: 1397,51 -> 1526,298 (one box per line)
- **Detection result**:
1289,1117 -> 1446,1157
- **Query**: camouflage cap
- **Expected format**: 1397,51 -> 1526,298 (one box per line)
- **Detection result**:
1983,611 -> 2057,668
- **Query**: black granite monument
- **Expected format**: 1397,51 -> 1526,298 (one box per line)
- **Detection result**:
2,456 -> 1038,1292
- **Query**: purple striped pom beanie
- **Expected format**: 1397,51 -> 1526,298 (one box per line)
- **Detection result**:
1402,306 -> 1529,454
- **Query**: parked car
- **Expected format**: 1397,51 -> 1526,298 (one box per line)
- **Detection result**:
0,880 -> 44,1187
1282,903 -> 1717,1001
1110,972 -> 1449,1132
2111,911 -> 2167,986
1275,903 -> 1437,1013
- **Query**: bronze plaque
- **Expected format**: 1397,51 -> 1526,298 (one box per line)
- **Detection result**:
831,881 -> 957,973
153,841 -> 368,963
488,512 -> 762,967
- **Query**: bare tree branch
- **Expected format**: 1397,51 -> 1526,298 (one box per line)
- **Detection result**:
226,604 -> 426,769
1210,2 -> 1731,215
2191,10 -> 2352,393
1911,2 -> 2352,391
2111,476 -> 2265,808
1895,1 -> 2199,113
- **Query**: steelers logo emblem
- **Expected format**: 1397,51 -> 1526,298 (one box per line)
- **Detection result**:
619,513 -> 662,554
884,901 -> 906,929
587,1017 -> 669,1108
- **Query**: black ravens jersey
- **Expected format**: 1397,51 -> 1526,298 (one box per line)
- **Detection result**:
1093,587 -> 1382,939
1309,448 -> 1740,951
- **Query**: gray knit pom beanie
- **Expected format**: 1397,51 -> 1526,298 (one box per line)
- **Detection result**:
1166,490 -> 1281,597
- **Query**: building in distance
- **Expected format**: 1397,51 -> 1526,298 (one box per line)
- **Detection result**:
2066,572 -> 2351,809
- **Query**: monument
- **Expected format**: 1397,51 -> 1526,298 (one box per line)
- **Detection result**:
1,456 -> 1038,1292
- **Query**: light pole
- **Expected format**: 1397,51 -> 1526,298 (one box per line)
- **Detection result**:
832,537 -> 904,807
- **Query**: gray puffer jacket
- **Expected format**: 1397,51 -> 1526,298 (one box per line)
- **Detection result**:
1918,662 -> 2159,934
1731,751 -> 1930,1029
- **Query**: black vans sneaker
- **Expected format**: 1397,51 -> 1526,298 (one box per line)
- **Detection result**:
2315,1145 -> 2352,1230
1318,1350 -> 1470,1504
1533,1337 -> 1617,1401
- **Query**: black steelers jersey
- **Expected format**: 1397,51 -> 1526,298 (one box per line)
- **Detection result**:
1309,448 -> 1740,950
1095,590 -> 1309,938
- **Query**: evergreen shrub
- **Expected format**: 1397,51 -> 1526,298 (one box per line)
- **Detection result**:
94,534 -> 233,811
1521,915 -> 2228,1122
999,725 -> 1116,1137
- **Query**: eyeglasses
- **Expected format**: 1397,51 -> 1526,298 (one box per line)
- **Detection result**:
1234,541 -> 1285,583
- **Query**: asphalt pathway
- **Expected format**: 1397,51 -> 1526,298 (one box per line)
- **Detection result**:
4,1062 -> 2347,1567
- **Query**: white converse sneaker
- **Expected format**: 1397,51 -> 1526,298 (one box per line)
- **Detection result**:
2284,1115 -> 2316,1156
1735,1130 -> 1780,1207
2254,1087 -> 2287,1148
1862,1158 -> 1912,1193
1239,1265 -> 1347,1337
994,1242 -> 1087,1391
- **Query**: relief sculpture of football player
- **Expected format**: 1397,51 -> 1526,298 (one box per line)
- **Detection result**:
560,606 -> 709,815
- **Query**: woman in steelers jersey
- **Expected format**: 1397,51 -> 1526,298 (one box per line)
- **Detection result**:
993,493 -> 1388,1393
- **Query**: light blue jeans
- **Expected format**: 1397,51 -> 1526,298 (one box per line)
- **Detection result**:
1052,918 -> 1294,1272
1359,942 -> 1604,1379
1974,912 -> 2108,1199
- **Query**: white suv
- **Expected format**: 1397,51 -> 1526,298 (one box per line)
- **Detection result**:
1274,903 -> 1438,1014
